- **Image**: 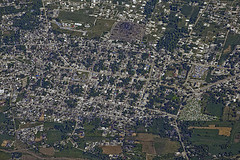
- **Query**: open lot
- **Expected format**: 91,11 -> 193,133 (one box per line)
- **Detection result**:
136,133 -> 157,155
39,147 -> 55,156
136,133 -> 179,155
154,138 -> 180,155
46,130 -> 64,144
101,145 -> 122,155
58,9 -> 95,25
0,151 -> 11,160
87,19 -> 116,38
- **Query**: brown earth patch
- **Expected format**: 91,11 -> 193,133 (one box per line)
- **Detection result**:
101,146 -> 122,155
223,45 -> 231,54
39,147 -> 55,156
141,141 -> 156,155
234,133 -> 240,143
136,133 -> 158,142
136,133 -> 159,155
21,155 -> 38,160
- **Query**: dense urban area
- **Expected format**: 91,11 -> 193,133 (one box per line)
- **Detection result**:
0,0 -> 240,159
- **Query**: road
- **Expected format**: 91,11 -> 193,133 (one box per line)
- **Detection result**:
197,73 -> 240,93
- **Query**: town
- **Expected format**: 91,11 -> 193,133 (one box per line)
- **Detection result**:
0,0 -> 240,159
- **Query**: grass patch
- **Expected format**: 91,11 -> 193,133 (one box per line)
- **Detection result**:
205,102 -> 224,118
54,147 -> 84,158
0,151 -> 11,160
219,32 -> 240,64
83,123 -> 102,137
181,5 -> 193,17
46,130 -> 64,144
202,93 -> 224,118
19,122 -> 42,129
58,9 -> 95,25
190,129 -> 228,144
87,19 -> 116,39
189,127 -> 240,155
154,138 -> 180,155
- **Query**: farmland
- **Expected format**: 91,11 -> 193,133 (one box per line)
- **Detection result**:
136,133 -> 180,156
188,125 -> 232,136
154,138 -> 180,155
101,145 -> 122,155
186,121 -> 240,156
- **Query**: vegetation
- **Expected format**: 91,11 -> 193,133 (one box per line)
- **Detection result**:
87,19 -> 116,39
13,0 -> 42,30
0,151 -> 11,160
154,138 -> 180,155
58,9 -> 95,25
68,84 -> 83,96
46,130 -> 64,144
144,0 -> 158,19
219,32 -> 240,64
180,121 -> 240,158
64,98 -> 78,108
181,5 -> 193,17
202,92 -> 225,118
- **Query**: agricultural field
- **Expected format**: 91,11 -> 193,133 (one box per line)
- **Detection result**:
186,121 -> 240,156
136,133 -> 180,156
222,106 -> 240,121
154,138 -> 180,155
188,125 -> 232,136
101,145 -> 122,155
54,146 -> 85,158
136,133 -> 158,155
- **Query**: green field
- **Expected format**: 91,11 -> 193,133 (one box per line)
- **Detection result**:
181,5 -> 193,17
0,151 -> 11,160
154,138 -> 180,155
201,94 -> 224,118
205,102 -> 224,118
188,121 -> 240,156
46,130 -> 64,144
83,123 -> 103,137
87,19 -> 116,38
219,33 -> 240,64
54,147 -> 84,158
190,129 -> 228,145
54,143 -> 108,160
58,9 -> 95,25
